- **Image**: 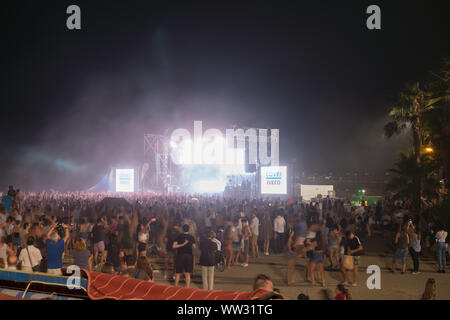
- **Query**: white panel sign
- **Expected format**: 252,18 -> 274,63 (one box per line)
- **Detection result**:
300,184 -> 334,201
115,169 -> 135,192
261,166 -> 287,195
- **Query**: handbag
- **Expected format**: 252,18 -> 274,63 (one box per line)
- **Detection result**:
26,247 -> 40,272
39,257 -> 48,273
342,255 -> 354,270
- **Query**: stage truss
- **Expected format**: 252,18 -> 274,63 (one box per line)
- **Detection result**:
143,134 -> 170,192
142,127 -> 280,195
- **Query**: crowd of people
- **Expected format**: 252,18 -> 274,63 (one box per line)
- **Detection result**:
0,185 -> 448,300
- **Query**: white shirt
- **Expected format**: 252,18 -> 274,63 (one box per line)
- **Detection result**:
18,245 -> 43,268
273,216 -> 286,233
250,217 -> 259,236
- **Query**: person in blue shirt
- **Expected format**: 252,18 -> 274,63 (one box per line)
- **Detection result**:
1,195 -> 12,214
43,223 -> 69,275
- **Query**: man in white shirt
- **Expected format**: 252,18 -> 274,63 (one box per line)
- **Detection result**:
18,237 -> 42,272
250,212 -> 259,258
273,211 -> 286,254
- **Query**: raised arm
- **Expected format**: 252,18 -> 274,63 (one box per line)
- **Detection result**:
62,224 -> 70,242
43,224 -> 56,242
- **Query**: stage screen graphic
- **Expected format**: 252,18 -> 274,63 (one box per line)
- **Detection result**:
261,166 -> 287,194
115,169 -> 135,192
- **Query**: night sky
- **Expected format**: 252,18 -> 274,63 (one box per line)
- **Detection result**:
1,0 -> 449,191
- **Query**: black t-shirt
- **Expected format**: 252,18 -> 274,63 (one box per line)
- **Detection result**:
150,220 -> 164,236
92,225 -> 104,243
174,233 -> 195,255
340,236 -> 362,256
167,228 -> 181,252
199,238 -> 217,266
357,221 -> 368,236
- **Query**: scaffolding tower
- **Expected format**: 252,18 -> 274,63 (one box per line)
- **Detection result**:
143,134 -> 170,192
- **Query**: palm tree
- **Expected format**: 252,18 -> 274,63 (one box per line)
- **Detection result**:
386,152 -> 441,205
384,82 -> 437,213
423,59 -> 450,190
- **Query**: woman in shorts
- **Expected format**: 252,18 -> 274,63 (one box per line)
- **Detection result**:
79,218 -> 90,241
137,223 -> 149,257
310,232 -> 326,287
328,226 -> 341,270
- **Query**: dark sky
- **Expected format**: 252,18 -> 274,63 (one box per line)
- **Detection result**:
1,0 -> 449,191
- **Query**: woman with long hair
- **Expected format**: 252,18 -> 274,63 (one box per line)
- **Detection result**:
73,238 -> 93,271
435,225 -> 447,273
136,222 -> 149,257
391,224 -> 409,274
407,220 -> 421,274
421,278 -> 436,300
135,255 -> 153,281
310,231 -> 326,287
